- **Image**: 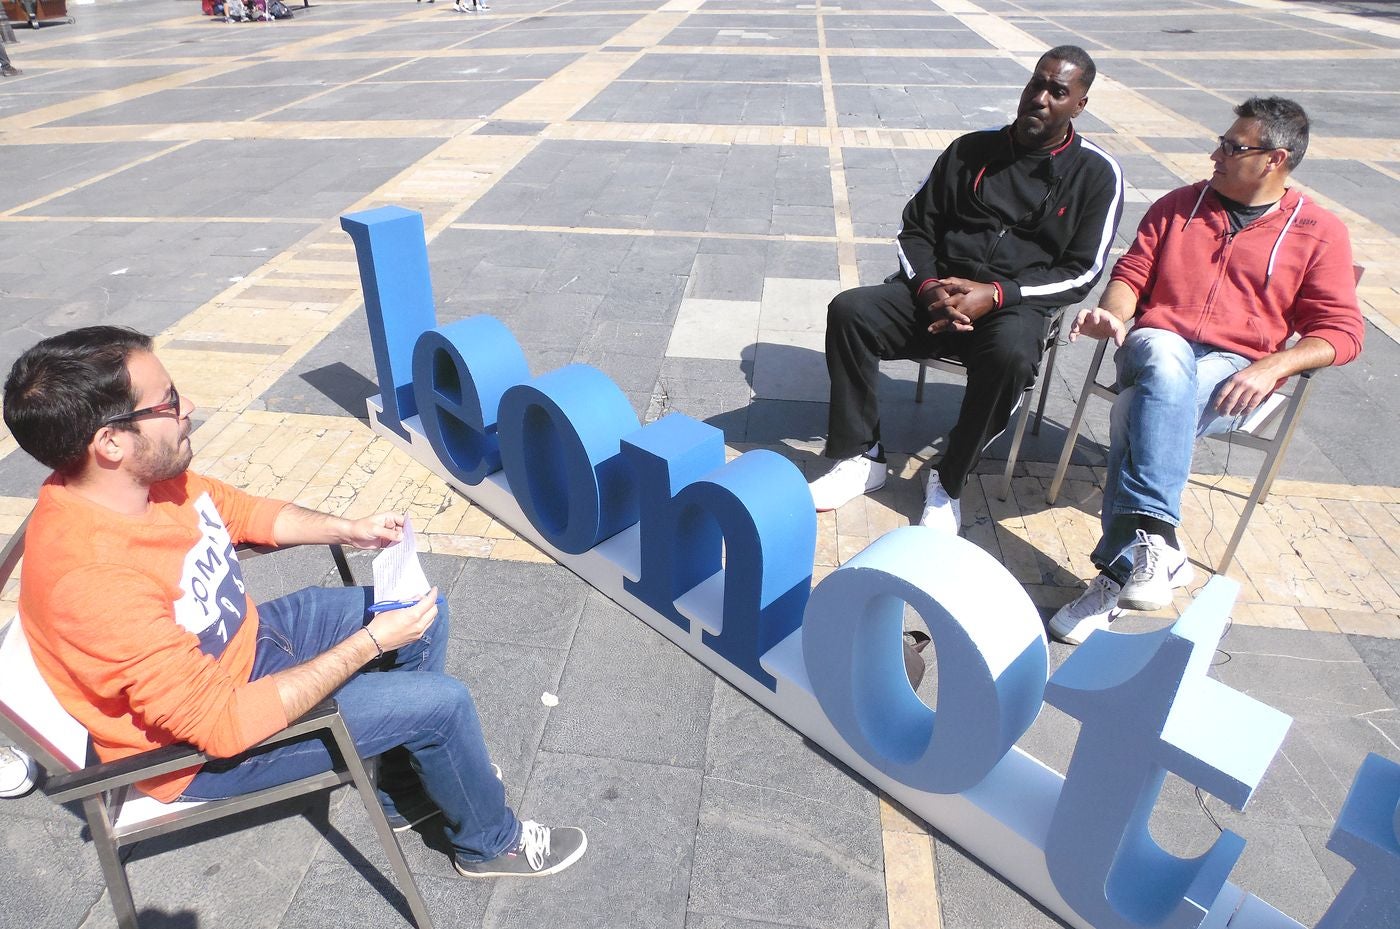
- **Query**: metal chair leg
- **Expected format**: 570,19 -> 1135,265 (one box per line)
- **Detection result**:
1216,374 -> 1314,575
330,543 -> 355,587
999,388 -> 1034,501
1046,339 -> 1110,505
1032,314 -> 1065,436
333,716 -> 434,929
85,797 -> 141,929
915,362 -> 928,403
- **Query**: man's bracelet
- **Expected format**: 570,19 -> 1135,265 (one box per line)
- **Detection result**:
990,282 -> 1003,309
363,626 -> 384,660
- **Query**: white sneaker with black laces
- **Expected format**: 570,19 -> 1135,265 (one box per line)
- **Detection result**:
0,746 -> 37,799
454,820 -> 588,878
1117,531 -> 1194,612
808,454 -> 887,512
918,471 -> 961,534
1048,574 -> 1123,645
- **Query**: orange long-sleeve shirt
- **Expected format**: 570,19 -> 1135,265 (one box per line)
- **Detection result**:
20,471 -> 290,801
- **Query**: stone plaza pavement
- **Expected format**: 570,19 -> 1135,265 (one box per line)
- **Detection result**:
2,0 -> 1400,926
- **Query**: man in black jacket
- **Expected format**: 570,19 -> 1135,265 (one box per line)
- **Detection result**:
809,45 -> 1123,532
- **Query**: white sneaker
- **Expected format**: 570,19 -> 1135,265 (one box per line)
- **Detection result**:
0,746 -> 37,799
1048,574 -> 1123,645
918,471 -> 961,534
809,454 -> 887,512
1117,531 -> 1194,612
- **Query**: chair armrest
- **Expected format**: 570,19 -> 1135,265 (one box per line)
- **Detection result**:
235,542 -> 356,587
0,512 -> 31,590
46,742 -> 211,803
45,700 -> 341,803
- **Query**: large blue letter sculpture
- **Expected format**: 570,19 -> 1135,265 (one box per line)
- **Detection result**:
1044,579 -> 1288,929
803,526 -> 1047,794
342,206 -> 1399,929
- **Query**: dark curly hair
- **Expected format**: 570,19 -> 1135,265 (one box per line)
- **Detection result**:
3,326 -> 153,476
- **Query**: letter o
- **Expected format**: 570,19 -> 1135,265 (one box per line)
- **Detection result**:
497,365 -> 640,554
802,526 -> 1047,794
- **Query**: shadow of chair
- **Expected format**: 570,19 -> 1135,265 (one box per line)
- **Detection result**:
912,307 -> 1067,501
0,516 -> 433,929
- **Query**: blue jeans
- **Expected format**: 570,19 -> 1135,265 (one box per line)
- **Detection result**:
1090,327 -> 1250,581
182,586 -> 520,862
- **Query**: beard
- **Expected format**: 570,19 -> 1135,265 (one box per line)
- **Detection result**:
129,428 -> 193,484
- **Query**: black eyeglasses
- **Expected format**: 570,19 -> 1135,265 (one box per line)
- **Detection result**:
1217,136 -> 1288,157
100,385 -> 181,428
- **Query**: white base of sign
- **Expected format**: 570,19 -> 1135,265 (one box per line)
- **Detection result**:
368,398 -> 1301,929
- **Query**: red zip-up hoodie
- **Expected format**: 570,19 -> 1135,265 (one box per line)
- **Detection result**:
1111,181 -> 1363,365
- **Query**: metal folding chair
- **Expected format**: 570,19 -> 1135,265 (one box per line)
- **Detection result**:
1045,336 -> 1318,576
0,517 -> 433,929
1046,266 -> 1362,575
912,306 -> 1067,501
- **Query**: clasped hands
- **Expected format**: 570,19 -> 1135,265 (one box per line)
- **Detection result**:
922,277 -> 1000,334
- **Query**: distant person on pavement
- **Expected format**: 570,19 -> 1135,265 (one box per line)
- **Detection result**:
1,38 -> 21,78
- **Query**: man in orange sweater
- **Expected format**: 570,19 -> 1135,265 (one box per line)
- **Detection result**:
2,327 -> 586,878
1049,97 -> 1364,645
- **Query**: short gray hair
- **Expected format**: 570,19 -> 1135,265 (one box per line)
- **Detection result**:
1234,96 -> 1309,171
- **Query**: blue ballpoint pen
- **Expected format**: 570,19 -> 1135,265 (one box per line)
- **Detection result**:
367,596 -> 446,614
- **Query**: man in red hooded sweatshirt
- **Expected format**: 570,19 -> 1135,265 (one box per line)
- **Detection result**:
1050,96 -> 1364,645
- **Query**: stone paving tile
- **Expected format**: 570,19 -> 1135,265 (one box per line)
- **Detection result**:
488,751 -> 703,929
263,78 -> 544,122
24,137 -> 445,218
183,57 -> 397,89
619,50 -> 820,82
0,89 -> 95,118
829,53 -> 1028,86
5,63 -> 191,94
42,83 -> 318,126
575,79 -> 828,126
660,24 -> 819,48
540,591 -> 716,768
364,52 -> 583,83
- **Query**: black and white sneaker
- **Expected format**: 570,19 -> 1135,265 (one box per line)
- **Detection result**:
454,820 -> 588,878
1048,574 -> 1123,646
1117,531 -> 1193,612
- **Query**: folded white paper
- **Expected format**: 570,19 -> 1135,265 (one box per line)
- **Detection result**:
372,515 -> 431,603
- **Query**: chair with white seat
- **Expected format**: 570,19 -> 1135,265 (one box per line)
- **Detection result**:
1044,265 -> 1362,575
0,515 -> 433,929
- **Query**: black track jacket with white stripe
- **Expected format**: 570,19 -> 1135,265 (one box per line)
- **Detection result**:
896,123 -> 1124,312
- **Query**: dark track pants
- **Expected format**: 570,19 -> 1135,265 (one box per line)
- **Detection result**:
823,281 -> 1050,499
